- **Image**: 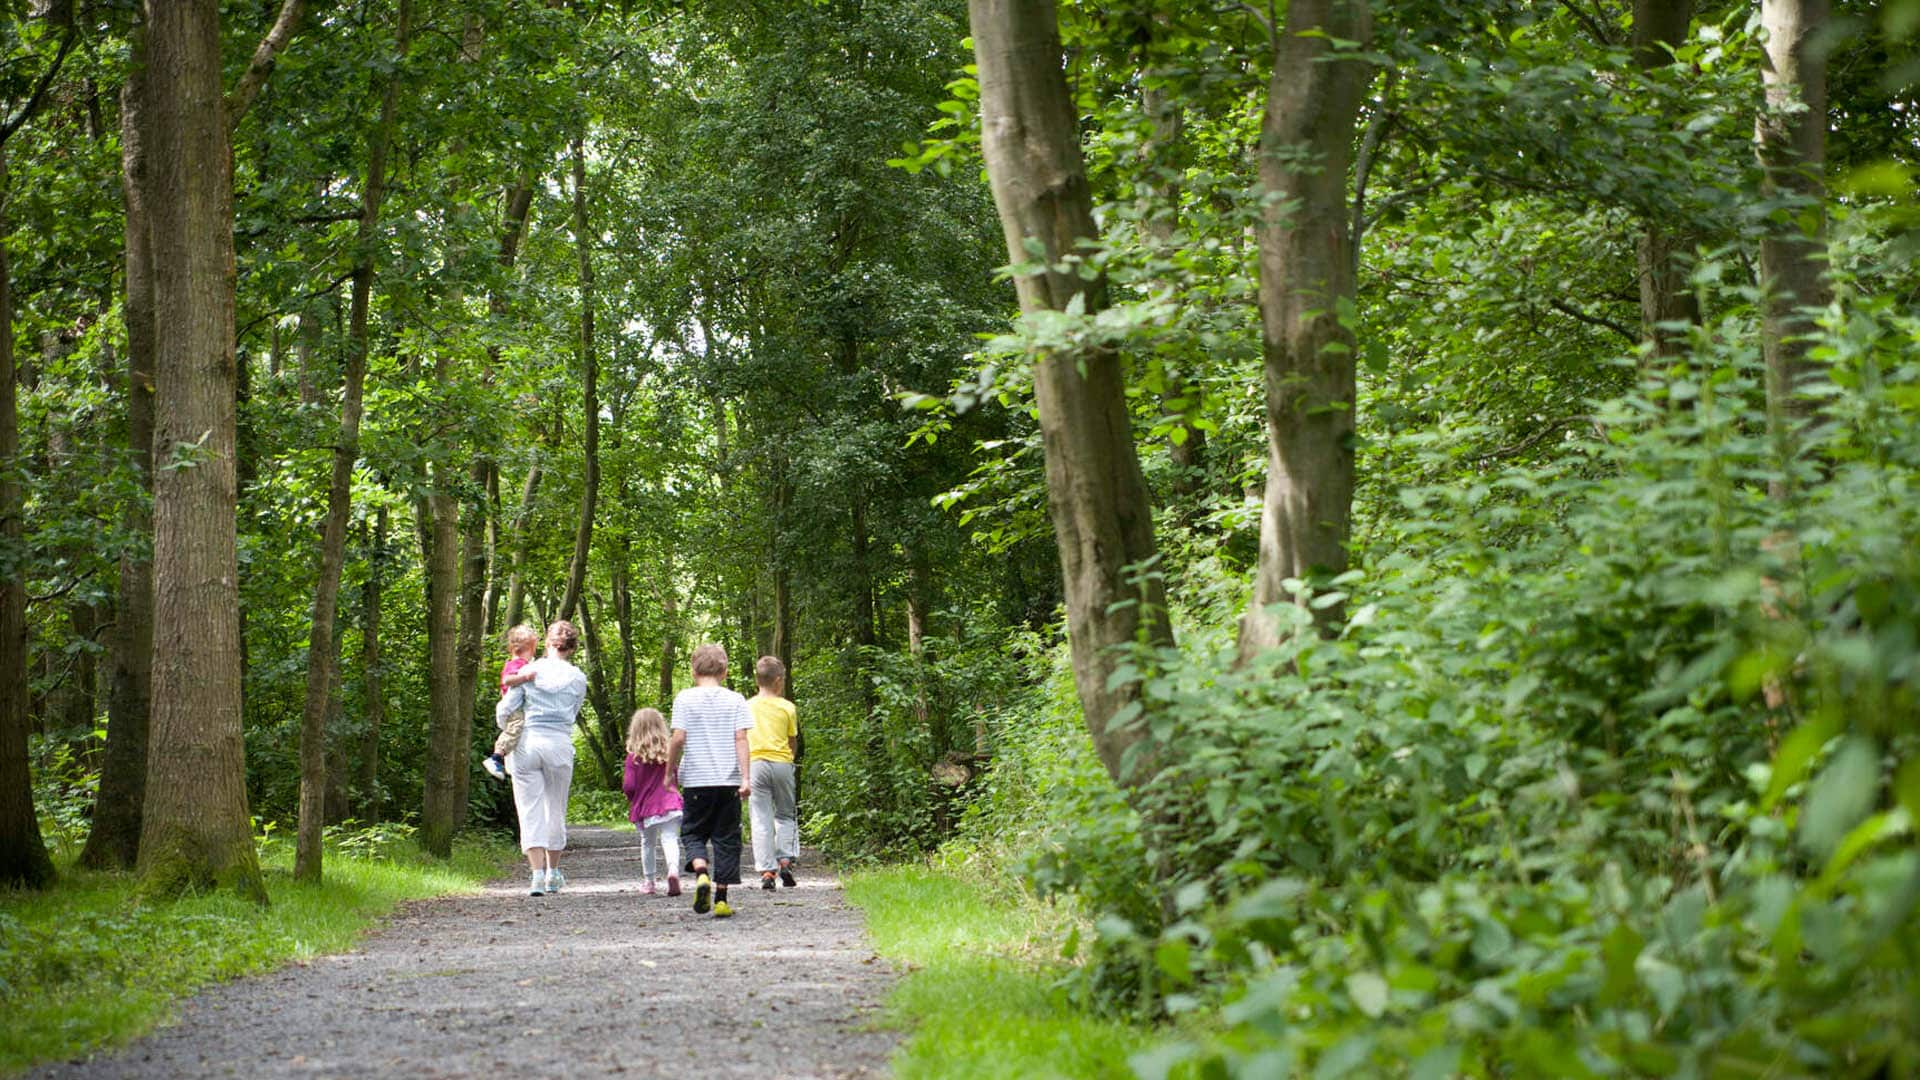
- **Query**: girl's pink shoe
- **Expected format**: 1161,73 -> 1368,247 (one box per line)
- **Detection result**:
665,874 -> 681,897
640,880 -> 657,895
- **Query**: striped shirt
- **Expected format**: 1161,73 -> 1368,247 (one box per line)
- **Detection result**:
670,684 -> 753,788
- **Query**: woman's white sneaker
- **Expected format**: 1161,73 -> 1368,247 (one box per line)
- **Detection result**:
546,868 -> 565,892
528,870 -> 548,896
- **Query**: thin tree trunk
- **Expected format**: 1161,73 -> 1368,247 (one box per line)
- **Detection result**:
0,145 -> 53,889
358,507 -> 386,819
1633,0 -> 1701,359
771,465 -> 794,700
1140,75 -> 1208,493
577,589 -> 620,788
460,183 -> 534,734
658,570 -> 677,706
1756,0 -> 1830,435
1239,0 -> 1373,659
135,0 -> 264,901
418,473 -> 463,856
558,137 -> 598,624
613,545 -> 636,719
968,0 -> 1175,788
504,460 -> 540,627
294,0 -> 405,882
82,32 -> 156,872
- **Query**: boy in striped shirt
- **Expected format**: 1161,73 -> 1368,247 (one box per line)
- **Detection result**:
667,643 -> 755,917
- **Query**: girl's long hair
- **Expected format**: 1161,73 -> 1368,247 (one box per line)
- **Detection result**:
626,707 -> 670,764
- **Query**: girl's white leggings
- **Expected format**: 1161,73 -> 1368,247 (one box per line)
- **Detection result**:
640,813 -> 682,882
509,729 -> 575,852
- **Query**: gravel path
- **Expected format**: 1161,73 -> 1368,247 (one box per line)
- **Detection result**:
34,827 -> 897,1079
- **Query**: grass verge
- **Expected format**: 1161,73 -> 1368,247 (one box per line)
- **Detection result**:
844,859 -> 1151,1079
0,833 -> 512,1075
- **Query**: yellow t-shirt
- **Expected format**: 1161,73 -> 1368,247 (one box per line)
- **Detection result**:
748,694 -> 798,762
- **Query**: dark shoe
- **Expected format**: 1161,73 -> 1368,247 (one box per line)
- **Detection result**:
761,872 -> 777,891
692,872 -> 712,914
779,863 -> 797,888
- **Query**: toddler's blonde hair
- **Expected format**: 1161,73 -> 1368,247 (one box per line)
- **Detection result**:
506,624 -> 539,652
626,707 -> 670,764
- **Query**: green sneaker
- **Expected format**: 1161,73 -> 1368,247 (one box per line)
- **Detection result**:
712,899 -> 734,918
692,872 -> 713,914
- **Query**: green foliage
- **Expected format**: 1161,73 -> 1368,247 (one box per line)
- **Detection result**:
845,857 -> 1151,1080
1018,294 -> 1920,1076
0,829 -> 511,1074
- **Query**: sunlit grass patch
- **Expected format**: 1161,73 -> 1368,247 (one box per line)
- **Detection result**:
845,860 -> 1151,1079
0,832 -> 512,1075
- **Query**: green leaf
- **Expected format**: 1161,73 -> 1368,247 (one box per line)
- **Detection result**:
1345,971 -> 1389,1018
1801,737 -> 1880,859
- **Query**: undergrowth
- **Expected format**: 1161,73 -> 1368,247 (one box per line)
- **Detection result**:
845,853 -> 1151,1079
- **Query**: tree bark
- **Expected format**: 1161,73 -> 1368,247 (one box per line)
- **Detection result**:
1140,76 -> 1208,494
460,184 -> 534,740
0,145 -> 54,889
418,474 -> 463,856
504,461 -> 540,628
558,138 -> 598,624
294,0 -> 406,883
658,564 -> 677,706
1238,0 -> 1373,660
613,544 -> 636,719
225,0 -> 305,130
576,589 -> 620,788
1756,0 -> 1830,432
969,0 -> 1175,788
1633,0 -> 1701,359
135,0 -> 265,902
357,507 -> 386,819
81,41 -> 156,870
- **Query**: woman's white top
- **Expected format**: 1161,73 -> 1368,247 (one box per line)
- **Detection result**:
496,657 -> 588,734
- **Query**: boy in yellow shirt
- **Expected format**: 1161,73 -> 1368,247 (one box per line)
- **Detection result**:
747,656 -> 800,889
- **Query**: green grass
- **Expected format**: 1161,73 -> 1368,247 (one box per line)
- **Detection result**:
0,833 -> 513,1075
844,858 -> 1152,1079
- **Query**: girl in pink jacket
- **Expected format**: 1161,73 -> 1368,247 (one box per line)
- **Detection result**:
622,708 -> 685,896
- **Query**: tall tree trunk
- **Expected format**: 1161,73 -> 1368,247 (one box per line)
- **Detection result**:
1238,0 -> 1373,659
322,618 -> 350,823
771,465 -> 794,699
135,0 -> 264,901
1633,0 -> 1700,359
294,0 -> 405,882
460,184 -> 534,744
613,545 -> 636,719
83,36 -> 157,871
0,145 -> 54,889
576,589 -> 620,788
968,0 -> 1175,788
418,474 -> 463,856
1140,76 -> 1208,494
658,574 -> 677,706
357,507 -> 386,819
558,138 -> 598,624
1756,0 -> 1830,435
504,460 -> 540,628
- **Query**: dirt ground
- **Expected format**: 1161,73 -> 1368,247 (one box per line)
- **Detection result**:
33,826 -> 898,1079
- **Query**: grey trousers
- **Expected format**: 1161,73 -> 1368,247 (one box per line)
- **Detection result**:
748,759 -> 798,872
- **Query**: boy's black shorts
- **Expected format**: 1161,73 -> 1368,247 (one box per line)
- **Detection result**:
679,785 -> 743,885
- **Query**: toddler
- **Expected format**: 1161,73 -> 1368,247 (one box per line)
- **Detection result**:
622,707 -> 684,896
482,624 -> 541,781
